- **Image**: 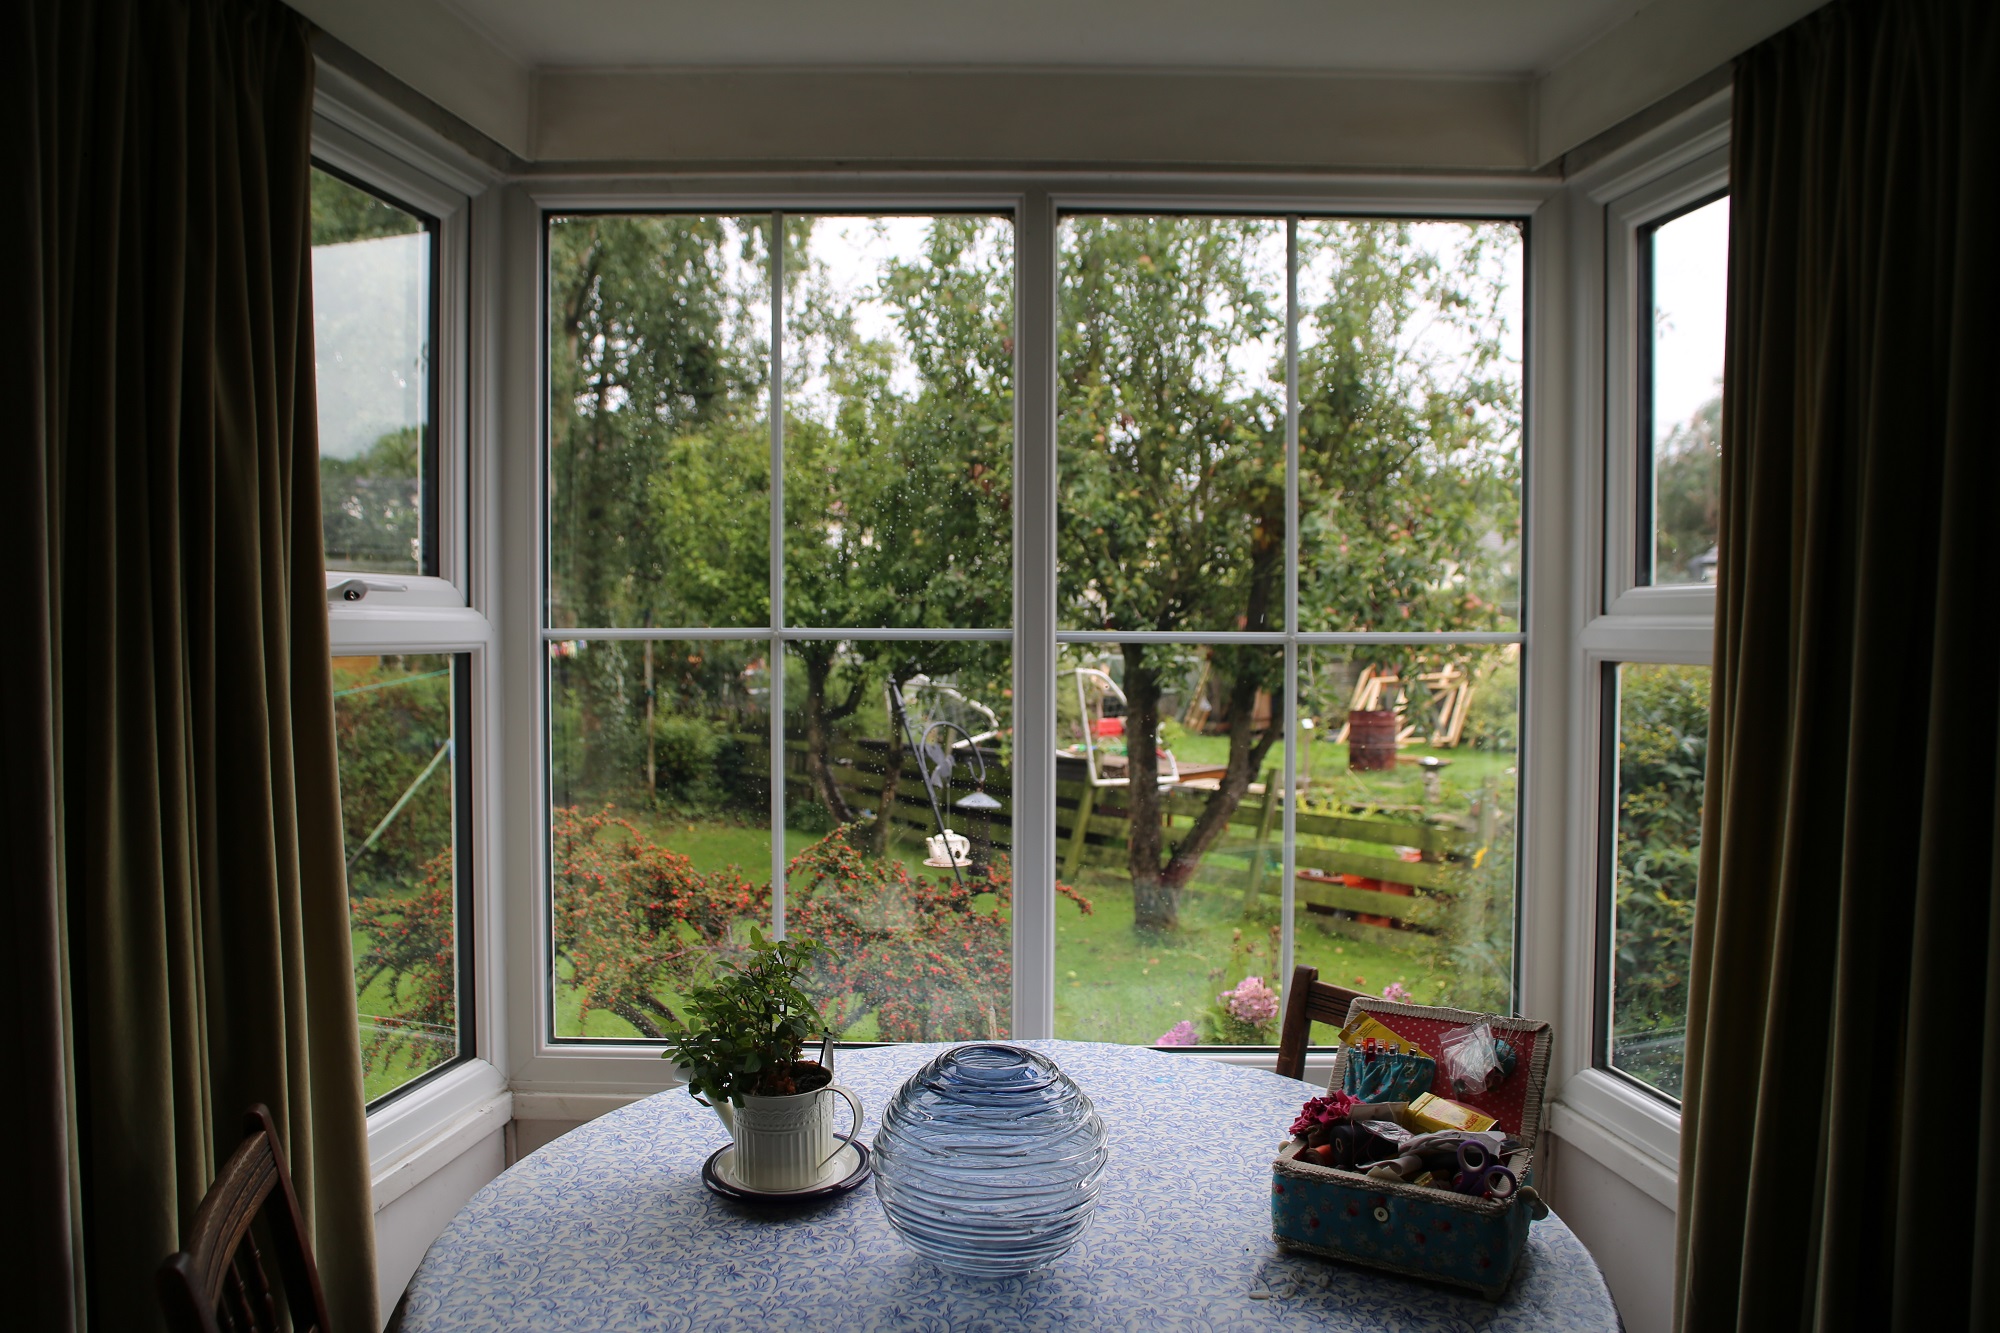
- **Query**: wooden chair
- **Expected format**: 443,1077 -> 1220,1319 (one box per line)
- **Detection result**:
158,1104 -> 333,1333
1274,965 -> 1370,1081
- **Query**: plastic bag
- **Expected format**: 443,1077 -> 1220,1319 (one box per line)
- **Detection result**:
1439,1022 -> 1517,1097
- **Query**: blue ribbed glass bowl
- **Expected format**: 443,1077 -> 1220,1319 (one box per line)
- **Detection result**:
872,1044 -> 1109,1275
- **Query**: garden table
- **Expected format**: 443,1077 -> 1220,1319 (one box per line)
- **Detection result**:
399,1041 -> 1619,1331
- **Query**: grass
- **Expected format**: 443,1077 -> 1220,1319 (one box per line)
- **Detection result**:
1052,876 -> 1437,1044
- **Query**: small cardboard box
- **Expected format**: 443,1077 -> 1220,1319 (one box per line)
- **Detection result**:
1270,999 -> 1552,1299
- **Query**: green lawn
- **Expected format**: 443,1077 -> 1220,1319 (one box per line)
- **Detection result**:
1052,875 -> 1435,1044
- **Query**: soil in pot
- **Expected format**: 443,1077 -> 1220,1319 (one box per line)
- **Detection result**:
759,1060 -> 832,1097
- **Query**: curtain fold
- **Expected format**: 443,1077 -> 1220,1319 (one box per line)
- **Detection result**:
4,2 -> 377,1329
1678,1 -> 2000,1329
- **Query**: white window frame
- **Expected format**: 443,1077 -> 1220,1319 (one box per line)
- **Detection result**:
1551,88 -> 1728,1208
497,174 -> 1563,1103
311,65 -> 512,1173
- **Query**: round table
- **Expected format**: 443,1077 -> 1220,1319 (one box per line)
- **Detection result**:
400,1041 -> 1618,1331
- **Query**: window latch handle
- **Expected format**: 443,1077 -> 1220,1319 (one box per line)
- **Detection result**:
328,576 -> 409,603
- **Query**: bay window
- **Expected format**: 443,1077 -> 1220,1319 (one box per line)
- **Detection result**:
305,60 -> 1740,1240
538,204 -> 1527,1052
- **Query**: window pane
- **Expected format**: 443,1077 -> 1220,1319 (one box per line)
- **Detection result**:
1290,646 -> 1518,1016
784,217 -> 1014,629
1608,663 -> 1709,1098
547,216 -> 773,629
1058,216 -> 1288,635
312,169 -> 432,576
547,638 -> 772,1039
1298,221 -> 1524,631
1645,196 -> 1727,585
1053,642 -> 1286,1044
780,640 -> 1014,1041
335,654 -> 461,1102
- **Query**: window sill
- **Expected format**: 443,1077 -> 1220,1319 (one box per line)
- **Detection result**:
368,1058 -> 511,1211
1549,1066 -> 1679,1209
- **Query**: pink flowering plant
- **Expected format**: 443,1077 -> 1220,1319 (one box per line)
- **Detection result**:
1155,1019 -> 1198,1047
1381,981 -> 1412,1003
1201,974 -> 1281,1044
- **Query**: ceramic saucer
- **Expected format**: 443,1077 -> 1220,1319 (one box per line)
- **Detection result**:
701,1134 -> 872,1204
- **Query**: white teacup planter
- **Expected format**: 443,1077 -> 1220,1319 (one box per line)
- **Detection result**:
712,1079 -> 865,1193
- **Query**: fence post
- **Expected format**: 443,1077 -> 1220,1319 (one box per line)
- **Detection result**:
1062,783 -> 1097,881
1241,767 -> 1281,915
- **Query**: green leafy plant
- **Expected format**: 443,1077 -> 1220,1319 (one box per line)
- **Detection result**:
660,927 -> 835,1106
1611,664 -> 1708,1089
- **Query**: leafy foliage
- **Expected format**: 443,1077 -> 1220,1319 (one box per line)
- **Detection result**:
660,928 -> 833,1106
321,426 -> 421,573
1611,664 -> 1709,1092
786,827 -> 1093,1043
550,806 -> 763,1039
351,811 -> 1096,1070
311,168 -> 421,247
1654,395 -> 1721,583
332,656 -> 453,900
351,849 -> 457,1078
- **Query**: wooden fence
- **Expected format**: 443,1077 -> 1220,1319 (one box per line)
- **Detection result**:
753,737 -> 1504,943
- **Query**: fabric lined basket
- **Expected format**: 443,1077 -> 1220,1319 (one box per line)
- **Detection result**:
1270,998 -> 1553,1299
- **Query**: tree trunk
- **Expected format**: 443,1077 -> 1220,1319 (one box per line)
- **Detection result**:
802,650 -> 855,824
1122,648 -> 1176,932
801,647 -> 870,826
868,681 -> 907,856
1125,525 -> 1285,934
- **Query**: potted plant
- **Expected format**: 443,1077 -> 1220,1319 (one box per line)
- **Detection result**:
661,929 -> 862,1192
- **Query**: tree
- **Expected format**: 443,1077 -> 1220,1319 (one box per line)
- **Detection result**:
630,218 -> 1015,826
1059,218 -> 1520,933
1654,394 -> 1721,583
312,169 -> 421,247
321,425 -> 421,571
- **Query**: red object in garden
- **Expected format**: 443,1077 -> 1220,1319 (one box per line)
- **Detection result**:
1346,709 -> 1398,770
1340,870 -> 1413,929
1093,717 -> 1124,737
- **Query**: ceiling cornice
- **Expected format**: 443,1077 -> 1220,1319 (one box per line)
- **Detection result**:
287,0 -> 1833,172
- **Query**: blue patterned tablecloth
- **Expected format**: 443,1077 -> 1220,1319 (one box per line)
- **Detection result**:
401,1041 -> 1618,1331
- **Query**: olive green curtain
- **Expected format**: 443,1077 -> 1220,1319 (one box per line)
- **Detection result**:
1677,1 -> 2000,1328
2,2 -> 377,1330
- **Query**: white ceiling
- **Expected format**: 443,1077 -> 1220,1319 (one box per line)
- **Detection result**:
436,0 -> 1647,74
300,0 -> 1826,166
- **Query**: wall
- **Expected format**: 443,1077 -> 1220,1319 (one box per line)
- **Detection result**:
372,1128 -> 507,1325
1545,1133 -> 1677,1333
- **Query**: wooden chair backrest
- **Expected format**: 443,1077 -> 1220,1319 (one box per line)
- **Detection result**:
157,1105 -> 332,1333
1274,964 -> 1369,1081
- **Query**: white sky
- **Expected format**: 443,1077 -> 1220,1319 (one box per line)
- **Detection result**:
1650,195 -> 1729,438
313,232 -> 429,458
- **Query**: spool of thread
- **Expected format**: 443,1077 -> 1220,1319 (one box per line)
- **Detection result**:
1452,1140 -> 1495,1196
